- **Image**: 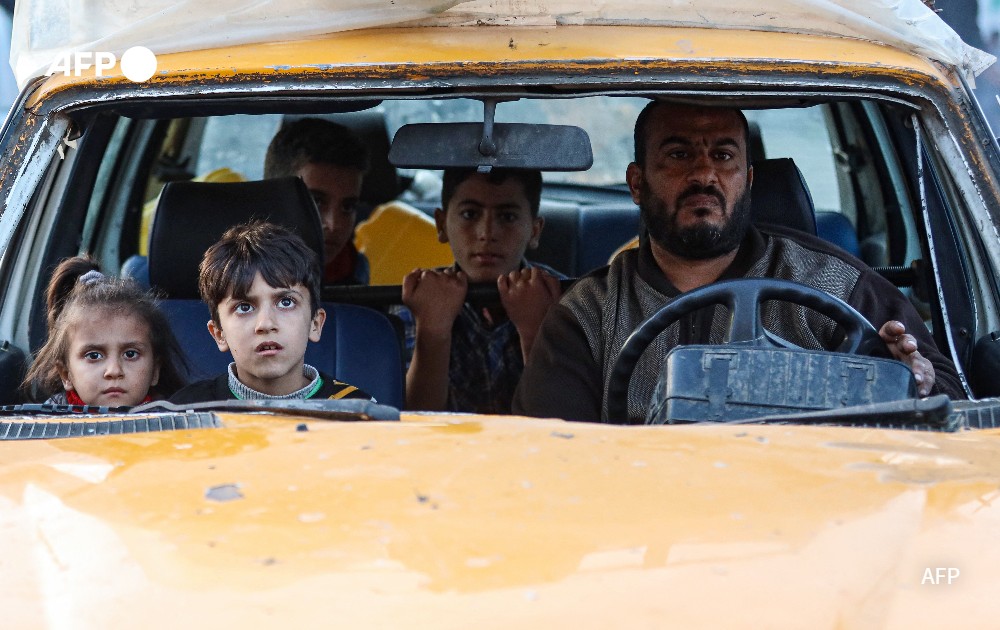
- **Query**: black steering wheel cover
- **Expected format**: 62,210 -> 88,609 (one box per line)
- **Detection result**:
605,278 -> 882,422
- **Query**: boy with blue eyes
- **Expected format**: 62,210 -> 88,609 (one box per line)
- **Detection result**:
170,221 -> 372,403
400,168 -> 563,413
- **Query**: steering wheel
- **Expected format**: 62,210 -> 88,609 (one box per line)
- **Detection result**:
605,278 -> 883,422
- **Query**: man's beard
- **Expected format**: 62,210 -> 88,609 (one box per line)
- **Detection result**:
640,181 -> 752,260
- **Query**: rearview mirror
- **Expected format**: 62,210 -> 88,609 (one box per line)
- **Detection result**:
389,122 -> 594,172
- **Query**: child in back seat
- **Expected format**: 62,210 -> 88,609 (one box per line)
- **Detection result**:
24,255 -> 187,406
169,221 -> 374,403
399,168 -> 563,414
264,118 -> 371,285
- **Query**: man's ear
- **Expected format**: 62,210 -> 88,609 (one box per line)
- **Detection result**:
746,164 -> 754,191
433,208 -> 449,243
626,162 -> 644,205
309,308 -> 327,343
207,319 -> 229,353
528,215 -> 545,250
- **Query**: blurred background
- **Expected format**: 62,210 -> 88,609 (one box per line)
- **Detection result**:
0,0 -> 15,118
937,0 -> 1000,133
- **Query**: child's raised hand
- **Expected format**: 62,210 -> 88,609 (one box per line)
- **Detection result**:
498,267 -> 562,342
402,268 -> 468,336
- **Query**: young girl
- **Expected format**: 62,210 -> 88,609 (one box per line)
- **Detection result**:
24,255 -> 186,406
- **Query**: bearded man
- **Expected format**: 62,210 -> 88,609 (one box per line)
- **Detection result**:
513,101 -> 964,424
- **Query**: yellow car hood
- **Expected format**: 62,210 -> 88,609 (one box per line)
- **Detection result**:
1,412 -> 998,628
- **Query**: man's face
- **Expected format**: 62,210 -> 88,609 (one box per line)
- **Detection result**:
434,173 -> 544,283
297,162 -> 364,262
208,272 -> 326,396
59,312 -> 160,406
626,105 -> 754,259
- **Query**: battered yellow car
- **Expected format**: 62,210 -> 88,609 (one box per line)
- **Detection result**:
2,1 -> 1000,627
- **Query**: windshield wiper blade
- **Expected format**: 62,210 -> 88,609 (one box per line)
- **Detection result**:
133,398 -> 400,422
724,394 -> 959,431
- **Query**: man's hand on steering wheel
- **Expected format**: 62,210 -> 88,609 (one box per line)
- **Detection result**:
879,320 -> 935,396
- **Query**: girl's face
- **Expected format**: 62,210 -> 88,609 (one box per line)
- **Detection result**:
58,312 -> 160,406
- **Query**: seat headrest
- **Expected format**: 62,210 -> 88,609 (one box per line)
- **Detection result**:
148,177 -> 323,299
750,157 -> 816,235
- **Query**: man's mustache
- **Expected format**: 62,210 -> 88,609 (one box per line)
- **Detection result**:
678,185 -> 725,208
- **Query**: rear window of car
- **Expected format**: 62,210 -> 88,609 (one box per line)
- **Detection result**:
193,99 -> 842,206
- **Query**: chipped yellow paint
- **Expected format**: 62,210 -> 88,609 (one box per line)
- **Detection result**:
1,411 -> 998,626
26,25 -> 952,107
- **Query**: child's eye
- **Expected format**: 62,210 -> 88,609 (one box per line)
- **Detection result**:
234,302 -> 253,314
458,208 -> 479,221
278,296 -> 296,309
84,351 -> 103,361
123,349 -> 140,360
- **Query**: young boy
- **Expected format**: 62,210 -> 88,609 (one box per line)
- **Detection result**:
400,168 -> 563,413
170,221 -> 373,403
264,118 -> 370,285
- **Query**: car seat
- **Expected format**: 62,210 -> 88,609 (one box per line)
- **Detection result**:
532,200 -> 641,277
753,158 -> 861,256
748,157 -> 817,234
122,166 -> 247,288
147,177 -> 404,407
815,210 -> 861,257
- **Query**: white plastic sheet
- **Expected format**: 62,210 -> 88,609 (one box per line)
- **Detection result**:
10,0 -> 465,88
433,0 -> 995,79
10,0 -> 995,90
